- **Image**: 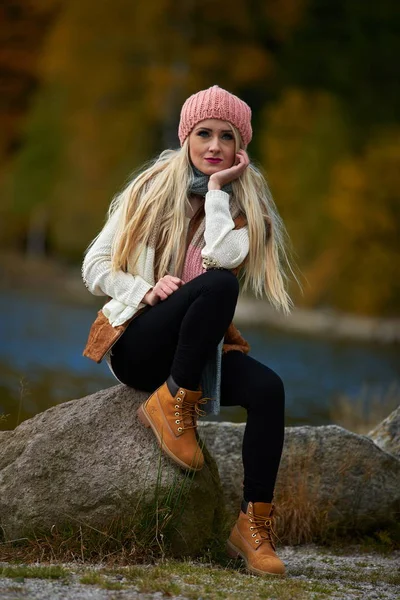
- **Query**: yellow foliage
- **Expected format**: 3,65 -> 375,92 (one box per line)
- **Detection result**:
260,88 -> 399,315
324,129 -> 400,314
260,87 -> 347,241
263,0 -> 309,41
230,45 -> 275,85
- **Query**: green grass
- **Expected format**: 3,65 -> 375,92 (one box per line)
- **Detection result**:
1,554 -> 398,599
98,561 -> 343,599
79,571 -> 123,589
0,565 -> 68,580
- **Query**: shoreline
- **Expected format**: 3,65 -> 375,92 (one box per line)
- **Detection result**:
235,297 -> 400,344
1,252 -> 399,344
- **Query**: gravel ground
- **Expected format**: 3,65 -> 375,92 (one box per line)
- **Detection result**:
1,545 -> 399,600
281,545 -> 400,599
0,581 -> 166,600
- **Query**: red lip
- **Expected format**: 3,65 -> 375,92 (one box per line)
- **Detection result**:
205,158 -> 222,164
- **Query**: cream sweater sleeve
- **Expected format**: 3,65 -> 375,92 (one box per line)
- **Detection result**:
82,208 -> 153,309
201,190 -> 249,269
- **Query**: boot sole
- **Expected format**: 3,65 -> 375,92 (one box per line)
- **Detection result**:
137,402 -> 203,473
226,540 -> 285,577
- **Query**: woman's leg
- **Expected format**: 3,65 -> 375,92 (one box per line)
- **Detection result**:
111,269 -> 239,391
111,269 -> 239,472
221,350 -> 286,575
220,350 -> 285,503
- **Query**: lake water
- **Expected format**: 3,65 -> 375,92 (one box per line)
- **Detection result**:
1,289 -> 399,430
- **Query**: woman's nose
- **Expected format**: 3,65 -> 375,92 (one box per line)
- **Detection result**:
208,136 -> 221,152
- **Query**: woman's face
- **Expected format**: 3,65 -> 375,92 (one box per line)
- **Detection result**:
188,119 -> 236,176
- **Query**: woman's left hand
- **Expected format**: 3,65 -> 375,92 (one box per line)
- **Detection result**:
208,150 -> 250,191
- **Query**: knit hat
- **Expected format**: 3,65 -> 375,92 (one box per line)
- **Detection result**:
178,85 -> 252,148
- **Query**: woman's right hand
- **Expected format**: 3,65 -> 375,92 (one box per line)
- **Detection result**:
142,275 -> 184,306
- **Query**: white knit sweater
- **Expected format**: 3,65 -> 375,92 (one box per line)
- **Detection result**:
82,189 -> 249,413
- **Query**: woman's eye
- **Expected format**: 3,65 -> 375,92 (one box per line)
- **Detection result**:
196,130 -> 233,140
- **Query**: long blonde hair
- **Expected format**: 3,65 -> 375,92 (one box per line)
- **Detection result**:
105,127 -> 299,314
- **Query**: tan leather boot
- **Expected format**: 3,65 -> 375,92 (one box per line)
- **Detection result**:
137,381 -> 207,472
227,502 -> 285,576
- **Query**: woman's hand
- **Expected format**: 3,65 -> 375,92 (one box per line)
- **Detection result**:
142,275 -> 184,306
208,150 -> 250,191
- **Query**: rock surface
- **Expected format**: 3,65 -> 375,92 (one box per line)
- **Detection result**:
368,405 -> 400,458
0,431 -> 11,444
198,422 -> 400,539
0,385 -> 223,556
2,385 -> 399,552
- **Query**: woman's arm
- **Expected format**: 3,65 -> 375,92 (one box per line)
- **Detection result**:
201,189 -> 249,270
82,208 -> 154,309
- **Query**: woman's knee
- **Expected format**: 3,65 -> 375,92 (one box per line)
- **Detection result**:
248,366 -> 285,413
199,268 -> 239,298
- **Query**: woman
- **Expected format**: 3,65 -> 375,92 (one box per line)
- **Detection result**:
82,85 -> 296,577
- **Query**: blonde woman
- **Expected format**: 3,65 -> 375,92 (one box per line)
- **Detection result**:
82,85 -> 295,576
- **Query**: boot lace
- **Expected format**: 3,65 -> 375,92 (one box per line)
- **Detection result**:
250,507 -> 279,550
180,397 -> 209,430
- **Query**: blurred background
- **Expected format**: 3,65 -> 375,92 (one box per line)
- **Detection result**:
0,0 -> 399,431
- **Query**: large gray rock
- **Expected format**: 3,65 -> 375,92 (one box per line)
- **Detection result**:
368,405 -> 400,459
198,422 -> 244,518
0,431 -> 11,444
0,385 -> 224,556
198,422 -> 400,542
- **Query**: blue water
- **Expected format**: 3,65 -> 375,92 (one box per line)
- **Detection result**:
1,289 -> 399,427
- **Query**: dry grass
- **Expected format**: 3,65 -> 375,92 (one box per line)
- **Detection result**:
0,517 -> 154,565
273,438 -> 400,550
274,449 -> 335,546
330,381 -> 399,434
273,381 -> 400,547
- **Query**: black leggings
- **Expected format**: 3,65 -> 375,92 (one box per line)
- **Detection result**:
111,270 -> 285,503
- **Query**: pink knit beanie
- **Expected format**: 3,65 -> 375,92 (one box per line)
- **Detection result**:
178,85 -> 252,148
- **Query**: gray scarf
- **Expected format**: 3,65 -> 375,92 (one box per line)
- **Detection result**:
188,165 -> 233,197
